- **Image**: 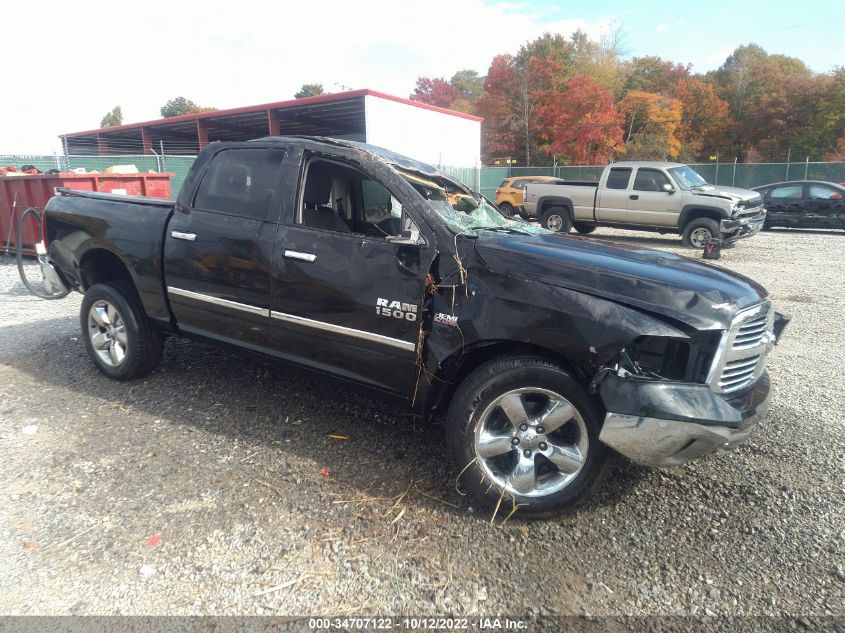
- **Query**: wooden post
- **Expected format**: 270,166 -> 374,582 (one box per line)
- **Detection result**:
267,110 -> 280,136
196,119 -> 209,151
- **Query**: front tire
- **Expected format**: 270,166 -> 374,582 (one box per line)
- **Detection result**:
81,282 -> 164,380
445,357 -> 609,518
541,206 -> 572,233
682,217 -> 720,248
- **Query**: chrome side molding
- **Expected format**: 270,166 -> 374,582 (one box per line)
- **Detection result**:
270,310 -> 415,352
167,286 -> 268,316
166,287 -> 415,352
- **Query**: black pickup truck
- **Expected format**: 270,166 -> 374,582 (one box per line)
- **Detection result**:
41,136 -> 788,517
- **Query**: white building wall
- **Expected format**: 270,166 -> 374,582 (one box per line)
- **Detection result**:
363,94 -> 481,169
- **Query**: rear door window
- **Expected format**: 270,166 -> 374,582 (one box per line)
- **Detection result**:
606,168 -> 633,190
808,184 -> 842,200
194,148 -> 285,220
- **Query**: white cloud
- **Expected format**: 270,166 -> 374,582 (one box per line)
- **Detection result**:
1,0 -> 613,153
656,23 -> 669,32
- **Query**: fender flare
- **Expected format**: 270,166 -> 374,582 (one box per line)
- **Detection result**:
678,204 -> 730,230
536,196 -> 574,220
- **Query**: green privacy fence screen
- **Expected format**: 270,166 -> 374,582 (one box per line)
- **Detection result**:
2,154 -> 843,201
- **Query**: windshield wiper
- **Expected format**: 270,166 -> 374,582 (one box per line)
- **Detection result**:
473,226 -> 532,235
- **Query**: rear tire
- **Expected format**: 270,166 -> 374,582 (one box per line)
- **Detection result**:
498,202 -> 514,218
445,356 -> 609,519
81,282 -> 164,381
682,217 -> 720,248
541,206 -> 572,233
573,222 -> 597,235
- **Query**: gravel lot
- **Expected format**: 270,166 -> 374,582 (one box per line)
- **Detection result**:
0,228 -> 843,625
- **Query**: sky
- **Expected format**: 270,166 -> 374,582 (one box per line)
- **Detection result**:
2,0 -> 843,154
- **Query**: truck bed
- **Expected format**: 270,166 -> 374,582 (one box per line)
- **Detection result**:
45,188 -> 176,322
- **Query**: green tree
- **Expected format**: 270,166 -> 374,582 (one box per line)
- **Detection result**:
100,105 -> 123,127
294,83 -> 325,98
160,97 -> 216,118
450,69 -> 484,101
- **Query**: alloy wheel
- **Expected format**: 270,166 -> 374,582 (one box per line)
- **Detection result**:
87,300 -> 128,367
473,387 -> 588,497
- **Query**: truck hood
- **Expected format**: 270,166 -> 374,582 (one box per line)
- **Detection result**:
691,185 -> 762,206
474,232 -> 768,330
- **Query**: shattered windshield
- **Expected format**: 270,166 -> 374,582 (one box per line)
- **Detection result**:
397,169 -> 548,235
668,165 -> 711,190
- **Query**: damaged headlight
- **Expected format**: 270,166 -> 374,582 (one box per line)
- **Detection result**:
620,332 -> 722,382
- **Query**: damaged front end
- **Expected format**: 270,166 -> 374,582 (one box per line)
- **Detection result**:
594,303 -> 789,467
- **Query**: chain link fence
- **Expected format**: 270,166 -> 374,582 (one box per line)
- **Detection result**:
3,153 -> 844,203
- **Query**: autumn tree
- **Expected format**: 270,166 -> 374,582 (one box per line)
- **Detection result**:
160,97 -> 216,118
450,70 -> 485,101
537,75 -> 624,164
476,54 -> 568,164
294,83 -> 325,98
673,77 -> 730,160
475,55 -> 521,160
618,91 -> 683,159
409,77 -> 460,108
806,68 -> 845,159
448,69 -> 485,113
100,105 -> 123,127
624,56 -> 691,95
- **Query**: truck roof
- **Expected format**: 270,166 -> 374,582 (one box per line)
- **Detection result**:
252,135 -> 444,179
607,161 -> 687,168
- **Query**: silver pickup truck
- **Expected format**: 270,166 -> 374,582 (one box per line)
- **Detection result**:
523,161 -> 767,247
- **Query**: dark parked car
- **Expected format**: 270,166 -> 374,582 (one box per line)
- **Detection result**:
753,180 -> 845,230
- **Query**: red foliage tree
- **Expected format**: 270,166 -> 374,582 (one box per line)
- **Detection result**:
537,76 -> 624,164
409,77 -> 460,109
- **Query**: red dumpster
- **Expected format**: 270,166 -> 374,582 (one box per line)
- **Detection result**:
1,172 -> 173,255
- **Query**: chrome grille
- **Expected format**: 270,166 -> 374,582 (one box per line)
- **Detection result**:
708,303 -> 774,394
733,313 -> 768,349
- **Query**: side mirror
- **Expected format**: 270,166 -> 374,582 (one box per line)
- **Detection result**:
386,217 -> 423,246
386,230 -> 421,246
662,183 -> 676,194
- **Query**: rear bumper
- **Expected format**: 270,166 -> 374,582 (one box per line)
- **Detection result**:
598,371 -> 771,467
721,210 -> 766,242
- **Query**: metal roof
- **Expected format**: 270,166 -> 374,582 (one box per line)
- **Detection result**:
61,90 -> 482,156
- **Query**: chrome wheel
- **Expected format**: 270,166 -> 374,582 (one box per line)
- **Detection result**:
546,214 -> 563,232
473,387 -> 589,498
690,227 -> 712,247
87,300 -> 127,367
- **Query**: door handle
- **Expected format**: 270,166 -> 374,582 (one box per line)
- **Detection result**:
171,231 -> 196,241
284,250 -> 317,262
629,194 -> 639,200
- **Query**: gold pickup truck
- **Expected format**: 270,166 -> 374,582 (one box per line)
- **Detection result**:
523,161 -> 767,247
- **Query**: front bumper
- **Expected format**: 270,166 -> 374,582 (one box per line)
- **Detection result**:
720,209 -> 766,242
598,370 -> 771,467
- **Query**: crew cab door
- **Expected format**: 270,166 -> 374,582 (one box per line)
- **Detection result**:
163,147 -> 285,344
269,151 -> 433,395
625,167 -> 683,227
595,167 -> 632,222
